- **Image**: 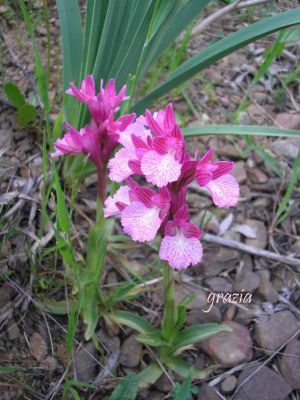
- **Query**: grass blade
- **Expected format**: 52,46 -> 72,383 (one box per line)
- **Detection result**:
134,7 -> 300,112
183,125 -> 300,138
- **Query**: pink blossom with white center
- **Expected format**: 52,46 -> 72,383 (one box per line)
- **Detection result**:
107,103 -> 185,188
108,146 -> 137,182
120,186 -> 170,242
66,75 -> 96,103
159,205 -> 203,270
104,185 -> 131,217
140,135 -> 183,187
196,148 -> 239,208
102,99 -> 240,269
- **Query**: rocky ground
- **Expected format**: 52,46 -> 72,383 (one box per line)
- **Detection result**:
0,1 -> 300,399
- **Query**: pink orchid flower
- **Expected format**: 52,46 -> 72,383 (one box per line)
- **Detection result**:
120,185 -> 170,242
159,205 -> 203,270
52,76 -> 135,201
105,101 -> 240,270
196,148 -> 239,208
108,104 -> 184,187
66,75 -> 96,103
51,123 -> 102,168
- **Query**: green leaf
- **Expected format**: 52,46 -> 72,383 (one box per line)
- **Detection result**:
85,202 -> 107,280
134,7 -> 300,111
52,164 -> 70,233
56,0 -> 83,120
19,0 -> 49,114
173,374 -> 193,400
140,0 -> 211,78
276,149 -> 300,225
173,324 -> 231,352
111,310 -> 158,335
51,112 -> 64,144
56,0 -> 83,89
183,125 -> 300,138
4,82 -> 25,109
36,298 -> 71,315
110,373 -> 138,400
165,356 -> 205,379
136,331 -> 170,347
138,363 -> 162,388
82,284 -> 99,340
16,104 -> 36,127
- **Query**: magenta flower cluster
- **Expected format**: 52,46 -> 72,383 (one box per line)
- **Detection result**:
52,76 -> 239,270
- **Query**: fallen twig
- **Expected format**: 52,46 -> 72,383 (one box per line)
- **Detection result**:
203,233 -> 300,267
191,0 -> 274,37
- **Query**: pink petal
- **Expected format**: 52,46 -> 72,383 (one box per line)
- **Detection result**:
121,201 -> 161,242
206,174 -> 239,208
104,186 -> 130,217
141,151 -> 182,187
159,233 -> 203,270
108,147 -> 136,182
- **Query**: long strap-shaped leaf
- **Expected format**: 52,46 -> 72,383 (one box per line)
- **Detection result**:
93,0 -> 139,82
113,1 -> 156,83
56,0 -> 83,89
140,0 -> 212,78
183,125 -> 300,137
133,7 -> 300,112
81,0 -> 109,79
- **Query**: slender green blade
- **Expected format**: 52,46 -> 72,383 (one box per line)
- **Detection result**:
56,0 -> 83,88
113,1 -> 155,83
52,164 -> 70,233
111,310 -> 158,335
76,0 -> 109,127
56,0 -> 83,120
110,373 -> 138,400
165,356 -> 205,379
140,0 -> 211,78
134,7 -> 300,112
81,0 -> 109,77
138,363 -> 162,388
183,125 -> 300,138
173,375 -> 193,400
93,0 -> 135,82
173,323 -> 231,351
276,149 -> 300,224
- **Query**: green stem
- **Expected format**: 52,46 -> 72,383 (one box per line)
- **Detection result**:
162,262 -> 177,341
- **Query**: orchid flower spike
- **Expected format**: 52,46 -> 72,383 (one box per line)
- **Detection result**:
105,102 -> 240,270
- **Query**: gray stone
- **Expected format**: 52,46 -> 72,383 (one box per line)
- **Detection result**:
280,339 -> 300,389
29,332 -> 48,362
271,138 -> 300,160
120,335 -> 142,368
221,375 -> 237,394
199,321 -> 253,367
255,311 -> 300,356
73,342 -> 98,381
198,383 -> 222,400
235,365 -> 292,400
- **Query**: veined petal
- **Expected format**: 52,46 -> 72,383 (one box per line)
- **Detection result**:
104,186 -> 131,217
51,133 -> 82,157
141,151 -> 182,187
206,174 -> 239,208
108,147 -> 136,182
121,201 -> 161,242
159,233 -> 203,270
